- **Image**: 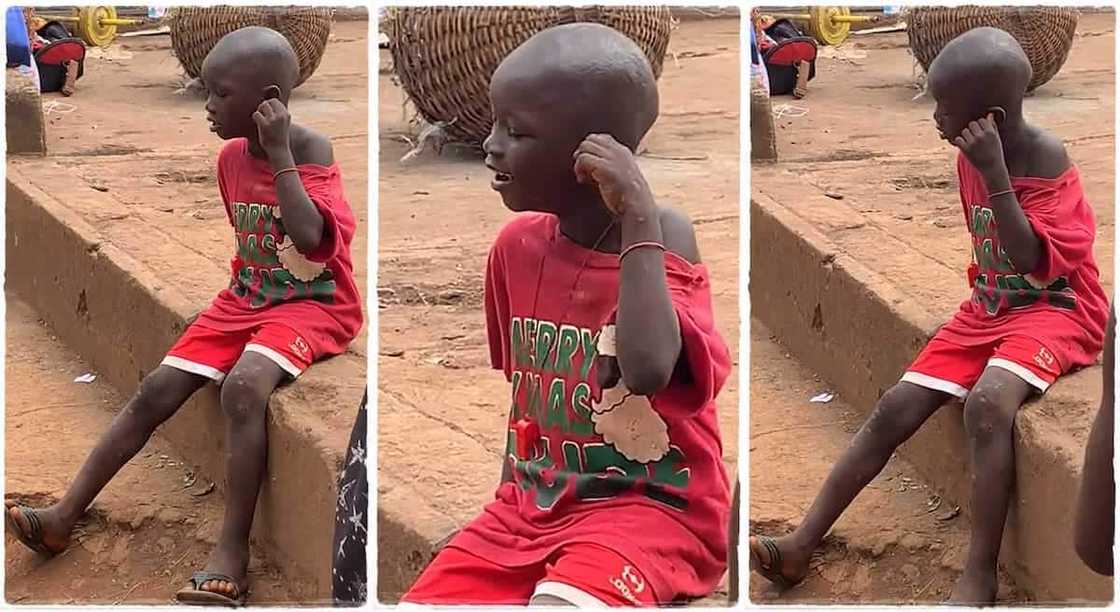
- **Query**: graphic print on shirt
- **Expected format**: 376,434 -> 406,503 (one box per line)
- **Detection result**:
505,317 -> 689,513
968,203 -> 1076,315
230,201 -> 336,308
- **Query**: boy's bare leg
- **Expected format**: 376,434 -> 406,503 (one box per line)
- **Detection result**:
1075,307 -> 1115,576
750,382 -> 947,582
61,60 -> 78,96
191,352 -> 285,598
950,367 -> 1032,604
7,366 -> 205,550
793,60 -> 810,99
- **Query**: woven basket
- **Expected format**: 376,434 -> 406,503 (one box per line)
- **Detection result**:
907,6 -> 1079,92
168,6 -> 333,88
385,6 -> 674,146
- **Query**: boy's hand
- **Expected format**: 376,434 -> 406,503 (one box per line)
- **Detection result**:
953,114 -> 1009,181
253,99 -> 292,158
573,134 -> 656,219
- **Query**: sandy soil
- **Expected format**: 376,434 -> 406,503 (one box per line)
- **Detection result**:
377,15 -> 740,599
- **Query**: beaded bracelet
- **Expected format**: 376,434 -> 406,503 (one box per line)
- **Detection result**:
989,188 -> 1015,199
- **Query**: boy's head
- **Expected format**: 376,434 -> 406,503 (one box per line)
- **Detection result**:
928,27 -> 1032,141
484,23 -> 659,213
202,26 -> 300,140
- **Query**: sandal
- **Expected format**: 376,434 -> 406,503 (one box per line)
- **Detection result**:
175,571 -> 249,607
749,535 -> 802,589
4,503 -> 65,556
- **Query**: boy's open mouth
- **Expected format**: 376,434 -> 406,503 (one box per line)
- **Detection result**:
488,166 -> 514,190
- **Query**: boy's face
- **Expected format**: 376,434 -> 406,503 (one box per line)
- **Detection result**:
483,68 -> 589,213
201,59 -> 264,140
928,72 -> 996,142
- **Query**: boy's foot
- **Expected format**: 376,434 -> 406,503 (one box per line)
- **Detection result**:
947,570 -> 998,606
4,503 -> 71,556
175,544 -> 250,606
748,534 -> 810,589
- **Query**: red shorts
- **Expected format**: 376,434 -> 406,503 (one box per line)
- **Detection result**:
401,543 -> 657,606
161,323 -> 313,382
902,333 -> 1061,398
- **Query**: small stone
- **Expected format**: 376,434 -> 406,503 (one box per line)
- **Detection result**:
110,537 -> 129,565
869,539 -> 889,558
435,289 -> 465,304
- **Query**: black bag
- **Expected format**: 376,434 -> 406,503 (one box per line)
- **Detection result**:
34,36 -> 85,93
763,19 -> 818,96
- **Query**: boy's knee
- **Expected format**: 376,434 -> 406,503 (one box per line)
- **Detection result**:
963,384 -> 1017,442
219,369 -> 271,422
864,384 -> 916,441
135,367 -> 187,413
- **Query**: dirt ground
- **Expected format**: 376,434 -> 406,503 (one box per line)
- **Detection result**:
377,15 -> 740,598
4,299 -> 296,604
749,11 -> 1115,605
749,322 -> 1021,604
5,17 -> 369,605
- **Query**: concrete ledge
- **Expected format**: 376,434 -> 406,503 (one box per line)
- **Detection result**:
751,192 -> 1111,603
6,69 -> 46,156
6,169 -> 364,602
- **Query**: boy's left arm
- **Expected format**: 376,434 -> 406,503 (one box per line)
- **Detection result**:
575,134 -> 691,396
254,99 -> 329,254
953,115 -> 1071,276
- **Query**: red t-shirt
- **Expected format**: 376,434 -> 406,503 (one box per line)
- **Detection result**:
940,154 -> 1108,369
448,213 -> 732,602
193,139 -> 362,357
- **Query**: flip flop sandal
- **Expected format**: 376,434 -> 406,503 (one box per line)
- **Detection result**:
175,571 -> 249,607
749,535 -> 798,589
4,504 -> 64,556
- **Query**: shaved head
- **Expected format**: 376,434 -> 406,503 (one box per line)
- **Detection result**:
492,23 -> 659,149
203,26 -> 300,97
928,27 -> 1032,111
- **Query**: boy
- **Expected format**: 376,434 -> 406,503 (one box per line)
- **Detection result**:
749,28 -> 1108,605
401,23 -> 733,606
5,27 -> 361,605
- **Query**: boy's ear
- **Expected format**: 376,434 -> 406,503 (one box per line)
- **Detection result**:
262,84 -> 282,101
987,106 -> 1007,125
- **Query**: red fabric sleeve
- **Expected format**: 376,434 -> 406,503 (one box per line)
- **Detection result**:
485,241 -> 512,378
652,255 -> 732,416
298,164 -> 349,264
217,140 -> 238,225
1018,179 -> 1094,283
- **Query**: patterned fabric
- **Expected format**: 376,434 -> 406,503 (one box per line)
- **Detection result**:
331,391 -> 368,605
